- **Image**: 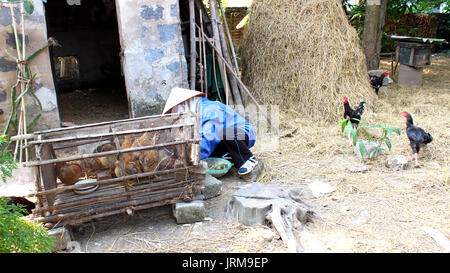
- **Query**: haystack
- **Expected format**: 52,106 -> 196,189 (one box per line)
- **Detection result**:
240,0 -> 376,122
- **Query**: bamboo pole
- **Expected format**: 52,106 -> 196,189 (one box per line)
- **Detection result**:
34,179 -> 196,214
24,123 -> 194,147
20,2 -> 28,162
224,62 -> 229,105
189,0 -> 196,90
25,139 -> 200,167
208,0 -> 232,104
28,166 -> 197,198
198,8 -> 204,94
7,2 -> 30,163
211,44 -> 224,102
33,112 -> 188,134
10,4 -> 22,161
53,173 -> 204,205
218,0 -> 240,77
200,9 -> 208,93
209,0 -> 243,106
34,188 -> 191,224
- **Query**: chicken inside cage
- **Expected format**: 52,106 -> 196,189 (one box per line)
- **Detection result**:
54,130 -> 182,187
25,113 -> 203,226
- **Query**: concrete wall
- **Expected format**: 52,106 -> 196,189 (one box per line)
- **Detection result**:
0,1 -> 60,133
0,0 -> 189,133
116,0 -> 188,118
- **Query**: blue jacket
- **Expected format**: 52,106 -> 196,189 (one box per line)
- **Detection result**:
200,97 -> 256,159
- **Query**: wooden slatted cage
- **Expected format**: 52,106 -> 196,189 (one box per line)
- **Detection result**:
23,112 -> 205,227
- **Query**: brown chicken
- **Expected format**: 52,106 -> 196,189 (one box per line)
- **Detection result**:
78,157 -> 104,178
113,134 -> 142,186
114,160 -> 142,177
56,161 -> 82,185
119,135 -> 136,163
94,143 -> 117,172
132,132 -> 160,173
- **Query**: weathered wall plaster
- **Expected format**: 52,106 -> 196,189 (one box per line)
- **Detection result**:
115,0 -> 188,118
0,0 -> 189,133
0,1 -> 60,133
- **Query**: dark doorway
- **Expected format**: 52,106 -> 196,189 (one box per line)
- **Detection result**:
45,0 -> 129,126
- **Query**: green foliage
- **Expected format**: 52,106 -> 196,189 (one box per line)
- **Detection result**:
6,0 -> 35,14
340,118 -> 401,158
1,1 -> 59,135
388,0 -> 449,18
0,135 -> 54,253
0,197 -> 55,253
202,0 -> 229,17
345,1 -> 366,40
0,135 -> 17,183
343,0 -> 449,51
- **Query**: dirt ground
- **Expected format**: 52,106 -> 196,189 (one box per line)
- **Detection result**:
57,87 -> 129,126
65,55 -> 449,253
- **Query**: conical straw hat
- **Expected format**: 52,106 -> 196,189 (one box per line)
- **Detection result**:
162,87 -> 206,114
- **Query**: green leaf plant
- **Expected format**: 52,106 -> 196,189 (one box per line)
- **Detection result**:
340,118 -> 401,159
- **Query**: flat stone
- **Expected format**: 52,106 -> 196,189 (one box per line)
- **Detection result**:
202,173 -> 222,199
226,183 -> 311,226
172,200 -> 205,224
354,140 -> 382,159
48,227 -> 72,252
386,155 -> 409,170
227,196 -> 272,226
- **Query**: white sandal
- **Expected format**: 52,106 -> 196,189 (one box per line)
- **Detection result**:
238,156 -> 258,175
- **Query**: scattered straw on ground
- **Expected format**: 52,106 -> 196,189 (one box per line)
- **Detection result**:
252,55 -> 450,252
240,0 -> 377,122
70,57 -> 449,253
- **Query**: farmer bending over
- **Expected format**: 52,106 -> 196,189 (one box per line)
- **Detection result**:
163,88 -> 259,176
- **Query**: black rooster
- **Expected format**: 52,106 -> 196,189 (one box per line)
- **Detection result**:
401,111 -> 433,168
370,71 -> 391,96
343,96 -> 366,129
6,196 -> 35,216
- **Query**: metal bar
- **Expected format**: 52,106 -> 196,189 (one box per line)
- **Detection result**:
33,112 -> 190,135
25,139 -> 200,167
26,123 -> 194,147
29,166 -> 198,197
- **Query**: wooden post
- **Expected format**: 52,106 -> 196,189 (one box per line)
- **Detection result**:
197,1 -> 208,93
218,0 -> 240,77
189,0 -> 196,90
208,0 -> 233,105
210,0 -> 243,106
217,16 -> 243,105
37,143 -> 57,207
198,8 -> 204,93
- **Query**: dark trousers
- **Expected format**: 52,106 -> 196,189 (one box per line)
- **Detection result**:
210,136 -> 253,168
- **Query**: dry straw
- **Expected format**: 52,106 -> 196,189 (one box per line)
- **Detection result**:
240,0 -> 377,122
